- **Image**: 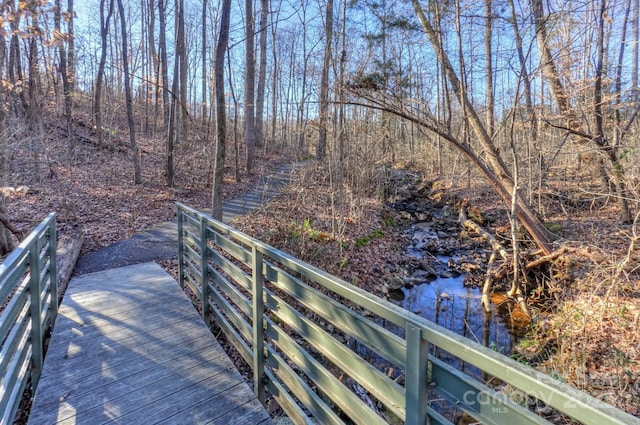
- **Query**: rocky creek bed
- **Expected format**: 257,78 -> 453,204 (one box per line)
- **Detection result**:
382,170 -> 530,357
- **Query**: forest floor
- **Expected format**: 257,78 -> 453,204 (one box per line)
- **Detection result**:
3,114 -> 640,421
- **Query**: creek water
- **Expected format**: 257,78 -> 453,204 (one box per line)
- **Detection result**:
389,223 -> 529,378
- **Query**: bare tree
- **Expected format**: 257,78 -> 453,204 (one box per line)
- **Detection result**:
94,0 -> 115,149
116,0 -> 142,184
211,0 -> 232,220
531,0 -> 632,223
633,0 -> 639,102
158,0 -> 170,136
255,0 -> 269,149
67,0 -> 75,92
201,0 -> 208,125
176,0 -> 188,140
402,0 -> 554,254
55,0 -> 73,150
483,0 -> 494,138
245,0 -> 257,173
317,0 -> 334,161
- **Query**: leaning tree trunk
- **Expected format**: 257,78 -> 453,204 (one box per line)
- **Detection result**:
412,0 -> 553,254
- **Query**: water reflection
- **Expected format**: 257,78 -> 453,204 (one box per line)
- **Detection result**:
401,275 -> 517,354
389,272 -> 528,382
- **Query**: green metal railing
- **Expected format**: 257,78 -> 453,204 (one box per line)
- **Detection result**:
0,213 -> 57,425
177,203 -> 639,425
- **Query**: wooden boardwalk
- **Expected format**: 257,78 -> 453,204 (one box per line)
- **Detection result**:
27,262 -> 272,425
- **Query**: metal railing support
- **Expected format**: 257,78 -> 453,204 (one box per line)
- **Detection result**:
48,221 -> 58,320
200,216 -> 209,324
177,204 -> 185,290
405,322 -> 428,425
29,234 -> 44,389
252,245 -> 265,405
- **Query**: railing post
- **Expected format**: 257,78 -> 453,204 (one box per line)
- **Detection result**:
48,215 -> 58,321
200,216 -> 209,324
29,238 -> 44,389
405,322 -> 428,425
252,245 -> 265,405
177,206 -> 185,289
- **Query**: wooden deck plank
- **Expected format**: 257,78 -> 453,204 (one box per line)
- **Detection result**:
28,262 -> 271,425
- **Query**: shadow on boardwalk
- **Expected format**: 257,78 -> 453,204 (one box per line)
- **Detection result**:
74,162 -> 306,276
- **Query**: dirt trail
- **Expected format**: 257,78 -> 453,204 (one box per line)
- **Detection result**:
73,162 -> 306,275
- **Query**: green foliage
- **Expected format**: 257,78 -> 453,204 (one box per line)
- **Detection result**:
489,341 -> 505,354
354,228 -> 384,249
618,147 -> 633,161
544,222 -> 564,236
510,352 -> 530,366
289,219 -> 329,242
382,217 -> 396,227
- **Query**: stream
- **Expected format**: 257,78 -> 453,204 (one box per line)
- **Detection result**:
383,172 -> 531,377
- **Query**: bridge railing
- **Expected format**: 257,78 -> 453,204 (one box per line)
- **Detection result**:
177,203 -> 638,425
0,212 -> 57,425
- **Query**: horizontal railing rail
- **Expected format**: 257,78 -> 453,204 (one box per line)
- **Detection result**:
177,203 -> 639,425
0,213 -> 57,425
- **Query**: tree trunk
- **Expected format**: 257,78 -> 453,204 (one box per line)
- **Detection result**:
147,0 -> 160,135
94,0 -> 115,149
244,0 -> 256,173
67,0 -> 75,92
27,10 -> 44,140
317,0 -> 333,161
255,0 -> 268,149
269,7 -> 279,150
227,46 -> 241,183
201,0 -> 208,125
632,0 -> 639,102
484,0 -> 494,138
411,0 -> 553,254
116,0 -> 142,184
167,49 -> 178,187
55,0 -> 74,151
614,0 -> 631,145
8,6 -> 27,116
532,0 -> 631,223
211,0 -> 232,220
177,0 -> 188,141
158,0 -> 170,136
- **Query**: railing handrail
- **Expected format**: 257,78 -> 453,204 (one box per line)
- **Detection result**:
176,203 -> 639,425
0,213 -> 57,425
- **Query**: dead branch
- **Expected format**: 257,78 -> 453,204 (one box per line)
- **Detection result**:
458,204 -> 509,260
525,246 -> 569,270
482,250 -> 498,312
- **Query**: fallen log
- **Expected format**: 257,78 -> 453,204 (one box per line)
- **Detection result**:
525,246 -> 568,270
459,204 -> 530,317
56,224 -> 83,301
458,206 -> 509,260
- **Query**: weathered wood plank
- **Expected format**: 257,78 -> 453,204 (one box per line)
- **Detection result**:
28,262 -> 271,425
